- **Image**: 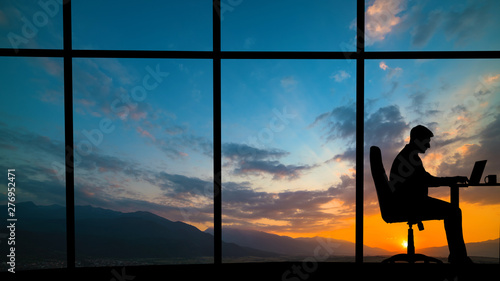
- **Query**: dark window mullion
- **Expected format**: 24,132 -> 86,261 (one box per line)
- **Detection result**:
63,0 -> 75,269
355,0 -> 365,264
213,0 -> 222,265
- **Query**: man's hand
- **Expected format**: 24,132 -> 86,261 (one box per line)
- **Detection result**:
451,176 -> 468,184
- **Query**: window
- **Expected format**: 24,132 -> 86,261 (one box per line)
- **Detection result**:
0,0 -> 498,273
0,1 -> 63,50
0,57 -> 66,270
72,0 -> 212,51
73,58 -> 213,266
221,0 -> 356,51
364,59 -> 500,262
221,59 -> 356,262
364,0 -> 500,51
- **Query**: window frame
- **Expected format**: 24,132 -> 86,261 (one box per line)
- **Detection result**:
0,0 -> 498,268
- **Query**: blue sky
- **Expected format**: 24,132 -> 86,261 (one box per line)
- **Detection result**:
1,0 -> 500,257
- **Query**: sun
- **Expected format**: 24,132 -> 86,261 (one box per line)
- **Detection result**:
402,240 -> 408,248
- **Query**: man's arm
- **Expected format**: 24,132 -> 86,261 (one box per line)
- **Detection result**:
428,175 -> 468,187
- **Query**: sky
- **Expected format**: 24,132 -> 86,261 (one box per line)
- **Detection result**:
0,0 -> 500,259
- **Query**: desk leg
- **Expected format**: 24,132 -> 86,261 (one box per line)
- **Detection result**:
450,186 -> 459,208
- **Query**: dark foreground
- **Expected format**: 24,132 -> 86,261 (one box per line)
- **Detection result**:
1,262 -> 499,281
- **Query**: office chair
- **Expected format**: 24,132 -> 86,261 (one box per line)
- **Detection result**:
370,146 -> 443,263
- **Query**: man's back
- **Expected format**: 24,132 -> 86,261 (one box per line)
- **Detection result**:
390,143 -> 432,201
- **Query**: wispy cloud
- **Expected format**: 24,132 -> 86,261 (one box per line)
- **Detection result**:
379,61 -> 403,79
399,0 -> 497,48
313,103 -> 408,164
222,143 -> 317,181
308,104 -> 356,144
330,70 -> 351,82
222,173 -> 355,233
365,0 -> 407,45
484,73 -> 500,84
280,76 -> 298,91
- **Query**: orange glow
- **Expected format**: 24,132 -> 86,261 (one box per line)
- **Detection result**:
402,240 -> 408,248
485,73 -> 500,83
456,143 -> 478,155
363,200 -> 500,254
269,201 -> 500,255
421,152 -> 443,175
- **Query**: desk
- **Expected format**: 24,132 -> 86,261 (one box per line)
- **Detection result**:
450,183 -> 500,208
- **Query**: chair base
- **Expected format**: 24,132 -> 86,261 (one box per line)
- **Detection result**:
382,253 -> 443,264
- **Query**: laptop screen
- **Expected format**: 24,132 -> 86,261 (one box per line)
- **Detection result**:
469,160 -> 487,184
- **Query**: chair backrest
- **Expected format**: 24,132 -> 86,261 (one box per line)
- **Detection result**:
369,146 -> 396,223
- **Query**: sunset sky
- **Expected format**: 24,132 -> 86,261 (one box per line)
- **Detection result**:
1,0 -> 500,258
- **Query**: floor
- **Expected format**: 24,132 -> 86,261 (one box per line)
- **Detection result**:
2,262 -> 499,281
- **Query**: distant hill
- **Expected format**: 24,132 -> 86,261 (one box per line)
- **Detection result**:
2,202 -> 498,266
420,238 -> 500,259
0,201 -> 273,264
205,227 -> 392,257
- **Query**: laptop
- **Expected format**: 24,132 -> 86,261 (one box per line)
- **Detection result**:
466,160 -> 487,186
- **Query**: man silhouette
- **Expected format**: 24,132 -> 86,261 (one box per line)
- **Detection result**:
390,125 -> 472,264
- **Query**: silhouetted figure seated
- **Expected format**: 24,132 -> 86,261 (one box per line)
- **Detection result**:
389,125 -> 472,264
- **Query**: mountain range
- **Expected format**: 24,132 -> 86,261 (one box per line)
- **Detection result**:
1,202 -> 498,265
205,227 -> 391,257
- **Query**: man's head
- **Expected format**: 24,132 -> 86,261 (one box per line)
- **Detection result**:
409,125 -> 434,153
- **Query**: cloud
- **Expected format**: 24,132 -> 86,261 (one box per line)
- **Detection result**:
164,124 -> 187,135
311,103 -> 406,165
157,133 -> 213,159
151,172 -> 212,198
73,59 -> 152,125
410,9 -> 443,47
235,160 -> 316,181
76,151 -> 139,176
136,126 -> 156,142
443,2 -> 494,47
366,105 -> 409,145
379,61 -> 389,70
222,143 -> 288,161
403,0 -> 497,48
0,127 -> 64,161
312,104 -> 408,165
365,0 -> 407,45
75,183 -> 213,226
379,61 -> 403,79
36,57 -> 64,77
280,76 -> 298,91
0,127 -> 67,205
222,174 -> 356,233
309,104 -> 356,145
73,160 -> 214,225
484,73 -> 500,84
222,143 -> 317,181
330,70 -> 351,82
